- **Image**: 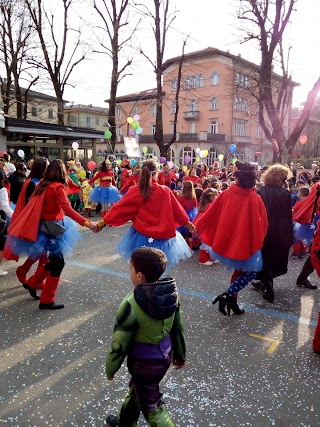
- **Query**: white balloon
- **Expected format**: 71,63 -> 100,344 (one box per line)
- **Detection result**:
196,148 -> 201,154
17,149 -> 25,158
199,150 -> 205,158
6,163 -> 16,173
72,141 -> 79,150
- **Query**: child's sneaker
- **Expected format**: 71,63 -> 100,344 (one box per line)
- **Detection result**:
291,253 -> 299,259
211,259 -> 220,264
199,260 -> 213,266
0,270 -> 8,277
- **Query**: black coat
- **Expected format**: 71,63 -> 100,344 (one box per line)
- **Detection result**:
257,185 -> 293,278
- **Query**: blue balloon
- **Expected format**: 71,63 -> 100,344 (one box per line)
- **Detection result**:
229,144 -> 237,154
136,127 -> 143,135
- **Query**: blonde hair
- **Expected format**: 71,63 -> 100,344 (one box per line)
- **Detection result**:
261,164 -> 291,187
181,180 -> 196,199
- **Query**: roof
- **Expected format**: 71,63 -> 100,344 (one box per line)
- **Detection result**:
162,46 -> 299,86
105,88 -> 159,104
64,104 -> 109,114
7,84 -> 68,102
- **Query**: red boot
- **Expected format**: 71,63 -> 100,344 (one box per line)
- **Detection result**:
199,249 -> 212,265
25,264 -> 50,290
16,257 -> 36,283
313,312 -> 320,354
39,276 -> 64,309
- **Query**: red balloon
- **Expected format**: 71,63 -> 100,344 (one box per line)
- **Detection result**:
87,161 -> 96,171
299,135 -> 308,145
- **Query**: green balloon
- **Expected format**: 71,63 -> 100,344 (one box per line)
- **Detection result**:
132,121 -> 139,130
105,130 -> 112,139
232,157 -> 237,164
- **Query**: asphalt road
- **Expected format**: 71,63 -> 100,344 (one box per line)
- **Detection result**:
1,222 -> 320,427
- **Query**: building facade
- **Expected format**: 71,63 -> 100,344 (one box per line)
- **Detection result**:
112,47 -> 296,166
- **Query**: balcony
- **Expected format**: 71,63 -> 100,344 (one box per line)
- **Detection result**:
139,134 -> 174,143
183,110 -> 200,120
179,133 -> 199,142
207,133 -> 226,142
231,135 -> 252,145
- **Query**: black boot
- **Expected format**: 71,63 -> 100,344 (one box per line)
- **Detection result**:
23,283 -> 40,300
296,257 -> 317,289
229,296 -> 245,315
106,415 -> 118,426
39,302 -> 64,310
296,278 -> 317,289
263,290 -> 275,303
251,280 -> 265,292
212,292 -> 230,316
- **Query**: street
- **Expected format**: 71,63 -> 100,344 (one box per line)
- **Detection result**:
1,223 -> 320,427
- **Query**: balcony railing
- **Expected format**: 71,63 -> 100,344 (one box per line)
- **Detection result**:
139,134 -> 174,143
207,133 -> 226,142
179,133 -> 199,142
231,135 -> 252,144
183,110 -> 200,120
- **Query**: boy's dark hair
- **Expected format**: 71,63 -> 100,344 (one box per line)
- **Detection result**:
311,176 -> 320,184
131,247 -> 167,282
298,186 -> 310,198
234,161 -> 257,189
195,187 -> 203,202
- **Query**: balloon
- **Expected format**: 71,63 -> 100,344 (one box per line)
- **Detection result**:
127,117 -> 134,124
87,161 -> 96,171
132,121 -> 139,130
116,159 -> 122,165
232,157 -> 237,165
168,161 -> 174,169
218,154 -> 224,161
160,157 -> 166,164
0,151 -> 6,157
199,150 -> 205,158
182,165 -> 188,172
152,156 -> 158,161
203,150 -> 208,157
133,114 -> 140,121
196,157 -> 200,162
229,144 -> 237,154
184,155 -> 191,164
195,148 -> 201,154
72,141 -> 79,150
6,163 -> 16,173
105,130 -> 112,139
311,163 -> 318,171
9,148 -> 14,154
79,170 -> 86,178
30,148 -> 34,154
142,146 -> 148,154
130,159 -> 136,166
136,127 -> 143,135
299,135 -> 308,145
17,149 -> 25,158
129,129 -> 136,135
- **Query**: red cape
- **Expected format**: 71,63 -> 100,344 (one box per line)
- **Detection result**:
196,184 -> 268,260
293,182 -> 320,224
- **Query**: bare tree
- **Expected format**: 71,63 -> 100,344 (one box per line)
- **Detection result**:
138,0 -> 184,159
92,0 -> 138,151
237,0 -> 320,162
0,0 -> 39,118
24,0 -> 88,124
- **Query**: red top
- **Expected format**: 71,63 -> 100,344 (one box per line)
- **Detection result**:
120,168 -> 131,187
158,171 -> 176,187
88,170 -> 116,187
7,182 -> 88,243
200,171 -> 207,178
196,184 -> 268,260
183,175 -> 201,185
120,175 -> 140,193
103,181 -> 189,239
293,182 -> 320,223
176,195 -> 197,210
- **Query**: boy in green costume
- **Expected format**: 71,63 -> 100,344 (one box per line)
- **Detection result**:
105,247 -> 186,427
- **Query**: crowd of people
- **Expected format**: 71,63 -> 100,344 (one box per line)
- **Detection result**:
1,151 -> 320,426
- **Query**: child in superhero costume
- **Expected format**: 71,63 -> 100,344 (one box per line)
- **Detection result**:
105,247 -> 186,427
196,161 -> 268,316
96,159 -> 194,269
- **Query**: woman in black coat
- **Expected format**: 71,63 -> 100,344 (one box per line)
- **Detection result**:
253,164 -> 294,302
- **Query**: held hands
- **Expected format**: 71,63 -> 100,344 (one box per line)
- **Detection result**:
186,221 -> 196,233
87,222 -> 103,233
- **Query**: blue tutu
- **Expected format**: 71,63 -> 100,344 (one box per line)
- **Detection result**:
177,207 -> 198,238
6,216 -> 82,260
294,215 -> 319,245
89,186 -> 121,205
209,249 -> 263,272
117,227 -> 193,268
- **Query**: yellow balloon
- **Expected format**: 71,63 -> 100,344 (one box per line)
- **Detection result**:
196,157 -> 200,162
127,117 -> 133,124
79,170 -> 86,178
30,148 -> 34,154
204,150 -> 209,157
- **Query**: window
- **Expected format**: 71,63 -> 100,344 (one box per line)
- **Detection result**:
151,123 -> 156,135
209,120 -> 219,134
133,105 -> 139,115
234,97 -> 248,112
190,99 -> 197,111
236,73 -> 250,88
189,122 -> 196,134
117,125 -> 122,136
31,107 -> 37,117
210,97 -> 218,110
198,74 -> 204,88
86,116 -> 91,127
48,109 -> 53,119
179,146 -> 196,165
116,106 -> 122,119
233,119 -> 247,136
172,78 -> 178,91
151,103 -> 157,116
95,117 -> 100,125
170,121 -> 175,134
192,75 -> 198,88
256,125 -> 262,139
171,100 -> 177,113
185,76 -> 192,89
211,72 -> 220,86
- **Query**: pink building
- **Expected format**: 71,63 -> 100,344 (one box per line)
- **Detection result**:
108,47 -> 295,166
